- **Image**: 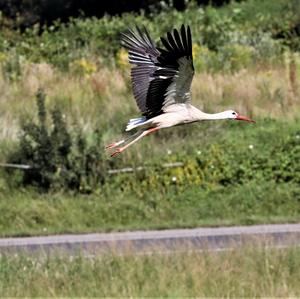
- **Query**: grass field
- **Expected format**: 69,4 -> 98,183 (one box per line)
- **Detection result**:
1,245 -> 300,297
0,76 -> 299,236
0,65 -> 299,142
0,66 -> 299,237
0,115 -> 299,237
0,180 -> 300,237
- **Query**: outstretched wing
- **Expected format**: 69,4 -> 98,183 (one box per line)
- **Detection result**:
121,25 -> 194,119
121,26 -> 160,116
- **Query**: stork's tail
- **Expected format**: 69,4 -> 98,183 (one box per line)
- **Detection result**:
126,117 -> 147,131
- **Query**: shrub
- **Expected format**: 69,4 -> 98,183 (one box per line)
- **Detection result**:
106,121 -> 300,193
7,89 -> 106,192
1,51 -> 25,81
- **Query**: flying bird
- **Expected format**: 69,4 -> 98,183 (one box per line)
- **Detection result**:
106,25 -> 255,157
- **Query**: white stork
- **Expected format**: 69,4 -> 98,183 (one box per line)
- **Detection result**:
106,25 -> 255,157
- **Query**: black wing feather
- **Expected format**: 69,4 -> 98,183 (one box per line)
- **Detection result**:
173,29 -> 184,53
121,27 -> 159,114
122,24 -> 194,119
181,25 -> 188,54
187,26 -> 193,57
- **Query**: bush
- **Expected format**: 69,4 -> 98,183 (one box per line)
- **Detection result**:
7,89 -> 106,192
106,120 -> 300,193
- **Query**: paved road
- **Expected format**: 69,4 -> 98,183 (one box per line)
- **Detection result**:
1,223 -> 300,256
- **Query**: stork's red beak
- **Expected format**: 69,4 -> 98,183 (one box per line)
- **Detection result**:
235,114 -> 255,123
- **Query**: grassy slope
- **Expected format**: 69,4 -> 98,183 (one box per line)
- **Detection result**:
1,117 -> 299,237
1,246 -> 300,297
0,180 -> 299,237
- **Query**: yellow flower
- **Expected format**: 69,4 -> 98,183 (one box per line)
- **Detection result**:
116,48 -> 130,70
72,58 -> 97,76
192,43 -> 201,58
0,52 -> 7,63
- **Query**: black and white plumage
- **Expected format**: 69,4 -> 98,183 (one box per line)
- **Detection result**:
122,24 -> 194,119
106,25 -> 255,157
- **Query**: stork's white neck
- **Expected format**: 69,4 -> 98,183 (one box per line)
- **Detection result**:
195,110 -> 232,121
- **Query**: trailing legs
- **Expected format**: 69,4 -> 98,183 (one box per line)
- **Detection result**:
108,127 -> 159,157
105,130 -> 141,149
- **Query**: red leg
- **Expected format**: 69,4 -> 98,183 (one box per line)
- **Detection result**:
111,148 -> 123,157
110,127 -> 159,157
145,127 -> 159,135
105,140 -> 124,149
106,131 -> 141,150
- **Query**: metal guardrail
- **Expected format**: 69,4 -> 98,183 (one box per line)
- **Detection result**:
0,162 -> 184,174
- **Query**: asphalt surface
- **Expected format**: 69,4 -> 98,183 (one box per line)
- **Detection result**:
1,223 -> 300,256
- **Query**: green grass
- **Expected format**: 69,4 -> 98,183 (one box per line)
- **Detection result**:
1,246 -> 300,297
0,180 -> 299,237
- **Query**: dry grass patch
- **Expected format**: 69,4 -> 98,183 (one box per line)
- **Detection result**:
0,63 -> 299,142
192,67 -> 299,118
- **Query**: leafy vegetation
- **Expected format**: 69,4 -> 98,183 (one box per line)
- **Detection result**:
0,0 -> 299,72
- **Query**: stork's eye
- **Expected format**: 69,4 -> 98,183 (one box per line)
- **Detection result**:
232,112 -> 236,115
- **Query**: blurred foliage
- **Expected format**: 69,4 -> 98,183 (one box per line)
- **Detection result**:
0,0 -> 298,72
71,58 -> 97,76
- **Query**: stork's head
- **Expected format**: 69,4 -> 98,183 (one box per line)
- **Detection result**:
226,110 -> 255,123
